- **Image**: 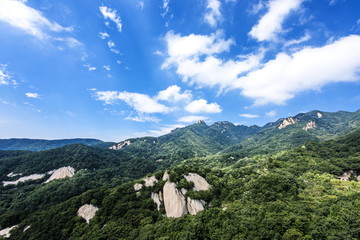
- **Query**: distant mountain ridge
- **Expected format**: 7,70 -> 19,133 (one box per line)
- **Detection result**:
0,138 -> 104,151
111,109 -> 360,161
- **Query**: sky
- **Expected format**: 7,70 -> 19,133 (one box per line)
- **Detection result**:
0,0 -> 360,142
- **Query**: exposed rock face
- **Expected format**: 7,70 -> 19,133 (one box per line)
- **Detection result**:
109,140 -> 131,150
23,226 -> 30,232
187,198 -> 205,215
134,183 -> 143,191
0,225 -> 18,238
184,173 -> 210,191
144,176 -> 158,187
77,204 -> 99,224
3,174 -> 45,186
45,166 -> 75,183
137,172 -> 210,218
151,192 -> 163,211
6,172 -> 20,178
278,117 -> 297,129
163,182 -> 188,218
303,121 -> 317,131
162,171 -> 170,181
317,112 -> 323,118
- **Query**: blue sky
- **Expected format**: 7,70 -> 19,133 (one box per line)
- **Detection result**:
0,0 -> 359,141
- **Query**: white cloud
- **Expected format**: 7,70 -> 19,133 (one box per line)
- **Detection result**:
185,99 -> 221,113
249,0 -> 265,15
103,65 -> 111,71
99,6 -> 122,32
249,0 -> 304,41
239,113 -> 259,118
235,35 -> 360,105
284,32 -> 311,47
138,1 -> 144,10
94,91 -> 172,113
125,113 -> 160,123
265,110 -> 277,117
163,31 -> 233,68
107,40 -> 120,54
83,64 -> 96,71
99,32 -> 110,39
204,0 -> 222,27
178,115 -> 209,123
162,31 -> 262,91
155,85 -> 192,103
147,124 -> 185,137
0,0 -> 72,39
25,92 -> 40,98
0,65 -> 12,85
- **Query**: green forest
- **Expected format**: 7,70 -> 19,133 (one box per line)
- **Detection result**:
0,110 -> 360,239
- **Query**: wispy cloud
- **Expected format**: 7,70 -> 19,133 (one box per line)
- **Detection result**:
107,40 -> 120,54
266,110 -> 277,117
25,92 -> 40,99
0,64 -> 14,85
249,0 -> 304,42
0,0 -> 72,40
94,91 -> 172,114
125,113 -> 160,123
178,115 -> 209,123
204,0 -> 222,27
83,64 -> 96,71
99,6 -> 122,32
99,32 -> 110,39
239,113 -> 259,118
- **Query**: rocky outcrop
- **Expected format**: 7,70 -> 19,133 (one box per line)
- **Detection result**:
135,172 -> 210,218
187,198 -> 205,215
77,204 -> 99,224
3,174 -> 45,186
6,172 -> 20,178
184,173 -> 210,191
23,226 -> 30,232
45,166 -> 75,183
317,112 -> 323,118
144,176 -> 158,187
162,171 -> 169,181
151,192 -> 163,211
133,183 -> 143,191
0,225 -> 18,238
109,140 -> 131,150
163,182 -> 188,218
303,121 -> 317,131
278,117 -> 297,129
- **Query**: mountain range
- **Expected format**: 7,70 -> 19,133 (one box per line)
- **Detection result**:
0,109 -> 359,239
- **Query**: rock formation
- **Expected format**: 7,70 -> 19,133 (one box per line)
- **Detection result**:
278,117 -> 297,129
133,183 -> 143,191
303,121 -> 317,131
184,173 -> 210,191
77,204 -> 99,223
187,198 -> 205,215
3,174 -> 45,186
317,112 -> 323,118
109,140 -> 131,150
162,171 -> 169,181
45,166 -> 75,183
151,192 -> 163,211
0,225 -> 18,238
163,182 -> 188,218
144,176 -> 158,187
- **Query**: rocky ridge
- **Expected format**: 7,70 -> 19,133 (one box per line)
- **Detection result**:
133,172 -> 210,218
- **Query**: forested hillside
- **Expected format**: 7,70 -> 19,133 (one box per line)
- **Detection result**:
0,110 -> 359,239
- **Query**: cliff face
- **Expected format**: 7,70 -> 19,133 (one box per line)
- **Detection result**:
135,172 -> 211,218
163,182 -> 188,218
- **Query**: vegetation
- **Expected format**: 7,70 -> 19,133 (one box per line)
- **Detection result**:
1,110 -> 360,239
